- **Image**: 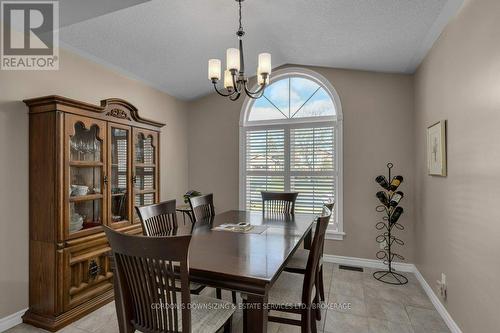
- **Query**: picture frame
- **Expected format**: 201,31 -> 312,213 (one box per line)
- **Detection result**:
427,120 -> 447,176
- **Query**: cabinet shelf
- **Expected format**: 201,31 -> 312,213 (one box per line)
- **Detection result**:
135,163 -> 156,168
69,193 -> 103,202
70,161 -> 103,167
134,189 -> 156,195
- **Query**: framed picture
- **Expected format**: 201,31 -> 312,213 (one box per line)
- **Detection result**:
427,120 -> 447,176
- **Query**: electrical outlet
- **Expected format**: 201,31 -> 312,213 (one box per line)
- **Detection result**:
436,273 -> 447,300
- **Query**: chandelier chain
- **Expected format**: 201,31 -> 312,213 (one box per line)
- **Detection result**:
238,0 -> 243,33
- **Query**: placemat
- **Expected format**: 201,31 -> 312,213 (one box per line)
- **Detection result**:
212,224 -> 268,234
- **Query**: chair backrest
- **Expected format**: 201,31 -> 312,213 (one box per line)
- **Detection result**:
135,199 -> 178,236
324,202 -> 334,212
323,202 -> 335,218
319,202 -> 335,255
301,213 -> 331,305
103,226 -> 192,333
261,191 -> 298,214
188,193 -> 215,222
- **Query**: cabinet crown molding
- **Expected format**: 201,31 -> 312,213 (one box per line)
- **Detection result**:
24,95 -> 166,129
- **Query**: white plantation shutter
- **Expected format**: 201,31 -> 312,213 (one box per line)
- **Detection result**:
246,129 -> 285,171
290,127 -> 334,172
244,125 -> 335,218
240,70 -> 342,237
290,126 -> 335,214
245,129 -> 285,210
246,175 -> 285,210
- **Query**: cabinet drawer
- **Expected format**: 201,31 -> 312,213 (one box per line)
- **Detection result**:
60,235 -> 114,311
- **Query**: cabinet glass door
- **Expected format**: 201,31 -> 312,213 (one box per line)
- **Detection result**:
66,115 -> 107,237
133,129 -> 158,219
108,124 -> 132,227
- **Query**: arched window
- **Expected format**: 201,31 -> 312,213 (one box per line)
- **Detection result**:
239,68 -> 344,239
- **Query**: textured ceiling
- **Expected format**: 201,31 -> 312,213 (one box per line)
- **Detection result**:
59,0 -> 150,27
60,0 -> 463,100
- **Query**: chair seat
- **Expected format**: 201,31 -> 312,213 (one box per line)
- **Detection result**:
286,248 -> 309,271
286,248 -> 323,271
141,294 -> 235,332
268,271 -> 315,307
189,282 -> 206,294
174,280 -> 206,294
188,295 -> 235,333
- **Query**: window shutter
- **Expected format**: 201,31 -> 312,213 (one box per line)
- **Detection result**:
245,129 -> 285,210
290,126 -> 335,215
246,129 -> 285,171
290,127 -> 334,172
291,176 -> 335,214
246,175 -> 285,211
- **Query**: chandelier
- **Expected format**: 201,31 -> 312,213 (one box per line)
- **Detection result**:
207,0 -> 271,101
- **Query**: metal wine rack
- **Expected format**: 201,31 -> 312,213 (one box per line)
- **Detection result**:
373,162 -> 408,285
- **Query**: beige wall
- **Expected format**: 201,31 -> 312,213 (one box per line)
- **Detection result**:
0,49 -> 189,318
187,66 -> 416,261
414,0 -> 500,331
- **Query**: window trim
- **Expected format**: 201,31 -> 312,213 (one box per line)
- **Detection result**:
239,68 -> 344,240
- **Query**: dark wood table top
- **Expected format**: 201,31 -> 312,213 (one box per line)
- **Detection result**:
176,204 -> 192,212
177,210 -> 316,294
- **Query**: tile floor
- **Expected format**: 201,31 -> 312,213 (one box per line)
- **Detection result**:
7,264 -> 450,333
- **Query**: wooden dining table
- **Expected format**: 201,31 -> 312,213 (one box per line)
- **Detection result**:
179,210 -> 316,333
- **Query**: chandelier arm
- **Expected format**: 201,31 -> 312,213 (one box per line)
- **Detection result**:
229,91 -> 241,101
213,82 -> 237,97
231,72 -> 241,93
243,81 -> 266,97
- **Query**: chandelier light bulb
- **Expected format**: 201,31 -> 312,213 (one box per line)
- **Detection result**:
208,59 -> 221,80
224,70 -> 234,89
258,53 -> 272,75
226,48 -> 240,71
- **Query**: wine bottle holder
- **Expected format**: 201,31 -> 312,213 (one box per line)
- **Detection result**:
373,162 -> 408,285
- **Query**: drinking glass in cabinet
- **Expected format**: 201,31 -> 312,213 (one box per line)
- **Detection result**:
70,122 -> 102,162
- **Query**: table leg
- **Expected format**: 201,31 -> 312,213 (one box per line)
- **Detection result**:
243,293 -> 268,333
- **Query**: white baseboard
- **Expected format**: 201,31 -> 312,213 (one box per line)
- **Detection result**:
323,254 -> 462,333
323,254 -> 415,272
413,268 -> 463,333
0,308 -> 27,332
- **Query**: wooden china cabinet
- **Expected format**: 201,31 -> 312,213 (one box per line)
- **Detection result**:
23,96 -> 165,331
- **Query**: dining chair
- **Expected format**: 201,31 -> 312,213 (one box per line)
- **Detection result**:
135,199 -> 205,295
285,202 -> 335,303
189,193 -> 216,222
135,199 -> 178,236
188,193 -> 238,304
103,226 -> 235,333
243,213 -> 331,333
261,191 -> 298,214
